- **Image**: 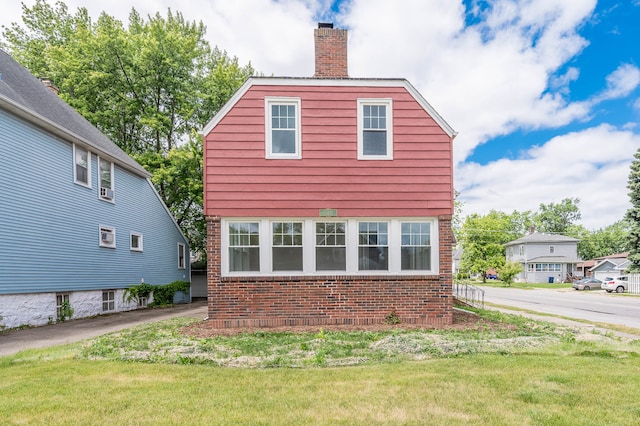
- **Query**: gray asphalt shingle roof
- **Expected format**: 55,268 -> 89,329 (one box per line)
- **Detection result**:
504,232 -> 580,246
0,49 -> 149,177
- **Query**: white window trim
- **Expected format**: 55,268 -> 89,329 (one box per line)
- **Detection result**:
549,245 -> 555,254
221,217 -> 438,277
102,290 -> 115,312
178,243 -> 186,269
99,225 -> 116,248
357,98 -> 393,160
265,97 -> 302,159
97,156 -> 115,203
130,232 -> 143,252
73,144 -> 92,188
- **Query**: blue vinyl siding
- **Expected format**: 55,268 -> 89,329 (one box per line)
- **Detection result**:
0,109 -> 189,294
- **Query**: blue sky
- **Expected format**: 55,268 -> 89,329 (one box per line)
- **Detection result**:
2,0 -> 639,230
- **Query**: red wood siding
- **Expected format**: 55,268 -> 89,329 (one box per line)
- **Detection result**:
204,84 -> 454,218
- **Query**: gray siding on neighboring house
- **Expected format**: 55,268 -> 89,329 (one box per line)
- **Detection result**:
0,108 -> 189,294
505,233 -> 581,283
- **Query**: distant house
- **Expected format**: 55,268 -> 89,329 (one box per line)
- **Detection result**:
504,233 -> 581,283
580,252 -> 629,281
0,50 -> 190,329
201,24 -> 457,327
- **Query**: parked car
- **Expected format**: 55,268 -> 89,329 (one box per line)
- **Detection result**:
602,276 -> 628,293
572,277 -> 602,291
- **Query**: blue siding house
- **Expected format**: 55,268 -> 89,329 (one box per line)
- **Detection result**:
0,50 -> 190,328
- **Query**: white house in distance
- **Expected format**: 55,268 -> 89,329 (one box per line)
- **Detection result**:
505,233 -> 582,283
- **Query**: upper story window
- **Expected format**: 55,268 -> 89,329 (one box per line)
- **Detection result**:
549,245 -> 555,254
357,99 -> 393,160
178,243 -> 186,269
519,245 -> 525,255
265,97 -> 301,159
98,157 -> 114,201
130,232 -> 143,252
73,144 -> 91,187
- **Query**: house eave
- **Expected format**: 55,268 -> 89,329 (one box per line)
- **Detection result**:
201,76 -> 457,138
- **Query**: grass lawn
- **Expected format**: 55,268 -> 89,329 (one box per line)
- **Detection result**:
2,310 -> 640,425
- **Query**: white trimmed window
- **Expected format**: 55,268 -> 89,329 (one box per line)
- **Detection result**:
73,144 -> 91,187
221,218 -> 438,276
178,243 -> 186,269
98,157 -> 114,201
316,222 -> 346,271
549,245 -> 555,254
272,221 -> 303,271
357,99 -> 393,160
130,232 -> 143,252
102,290 -> 115,312
99,226 -> 116,248
519,245 -> 525,255
401,222 -> 431,270
265,97 -> 301,159
229,222 -> 260,272
56,293 -> 70,320
358,221 -> 389,271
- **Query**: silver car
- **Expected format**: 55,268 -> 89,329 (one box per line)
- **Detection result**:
572,277 -> 602,291
602,276 -> 628,293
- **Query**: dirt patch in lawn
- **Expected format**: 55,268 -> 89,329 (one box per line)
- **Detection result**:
181,308 -> 515,338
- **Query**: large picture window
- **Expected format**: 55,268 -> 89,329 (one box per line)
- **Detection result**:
357,99 -> 393,160
316,222 -> 346,271
221,218 -> 438,276
229,222 -> 260,272
272,222 -> 303,271
265,97 -> 301,159
401,222 -> 431,270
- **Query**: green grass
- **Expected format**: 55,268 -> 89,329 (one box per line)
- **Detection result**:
1,311 -> 640,425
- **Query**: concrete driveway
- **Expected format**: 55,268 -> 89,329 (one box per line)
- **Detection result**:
0,301 -> 207,357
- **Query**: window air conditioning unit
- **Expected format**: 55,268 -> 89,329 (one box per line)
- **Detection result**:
101,232 -> 114,244
100,187 -> 114,199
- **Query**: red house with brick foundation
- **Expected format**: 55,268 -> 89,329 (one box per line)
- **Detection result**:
202,23 -> 457,328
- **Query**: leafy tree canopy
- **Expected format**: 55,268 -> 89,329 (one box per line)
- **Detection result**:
2,0 -> 255,258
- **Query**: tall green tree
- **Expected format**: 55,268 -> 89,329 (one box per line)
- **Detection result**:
2,1 -> 254,258
459,211 -> 523,282
625,147 -> 640,272
535,197 -> 581,234
568,221 -> 630,260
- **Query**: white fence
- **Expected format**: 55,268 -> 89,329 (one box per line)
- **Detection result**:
629,274 -> 640,295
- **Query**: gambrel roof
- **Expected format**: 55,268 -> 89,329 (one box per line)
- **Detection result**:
0,50 -> 150,178
202,76 -> 457,138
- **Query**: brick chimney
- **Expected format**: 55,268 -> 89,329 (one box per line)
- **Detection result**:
314,23 -> 348,78
39,77 -> 59,95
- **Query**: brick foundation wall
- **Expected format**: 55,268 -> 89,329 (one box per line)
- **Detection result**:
206,216 -> 453,328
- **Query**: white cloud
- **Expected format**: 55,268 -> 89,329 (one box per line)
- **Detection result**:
595,63 -> 640,101
456,124 -> 640,229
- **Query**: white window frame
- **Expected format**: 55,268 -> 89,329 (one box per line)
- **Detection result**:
98,156 -> 115,202
357,98 -> 393,160
73,144 -> 91,187
99,226 -> 116,248
102,290 -> 115,312
178,243 -> 186,269
549,245 -> 555,254
130,232 -> 143,252
265,97 -> 302,159
221,218 -> 438,277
